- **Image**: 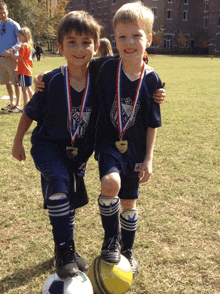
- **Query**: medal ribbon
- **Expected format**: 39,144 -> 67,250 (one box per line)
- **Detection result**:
64,65 -> 90,144
116,57 -> 145,139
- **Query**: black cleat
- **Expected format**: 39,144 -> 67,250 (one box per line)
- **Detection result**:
54,241 -> 79,279
74,251 -> 89,272
101,235 -> 122,264
121,249 -> 139,277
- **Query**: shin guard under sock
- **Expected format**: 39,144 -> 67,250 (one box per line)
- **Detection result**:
120,209 -> 138,250
98,195 -> 120,240
47,194 -> 72,246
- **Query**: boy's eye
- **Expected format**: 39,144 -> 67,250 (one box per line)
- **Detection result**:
119,35 -> 125,39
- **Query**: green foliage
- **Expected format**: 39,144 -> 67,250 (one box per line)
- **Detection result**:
5,0 -> 68,46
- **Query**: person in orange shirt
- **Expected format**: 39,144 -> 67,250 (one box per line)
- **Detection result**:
4,26 -> 34,112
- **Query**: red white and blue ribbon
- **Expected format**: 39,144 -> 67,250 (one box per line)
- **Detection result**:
64,65 -> 90,144
116,57 -> 145,139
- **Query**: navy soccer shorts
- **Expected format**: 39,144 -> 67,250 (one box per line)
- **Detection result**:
98,151 -> 140,200
19,74 -> 32,87
31,143 -> 88,209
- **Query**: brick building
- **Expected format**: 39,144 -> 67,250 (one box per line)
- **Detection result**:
66,0 -> 220,55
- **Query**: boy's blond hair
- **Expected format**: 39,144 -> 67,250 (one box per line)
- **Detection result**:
113,1 -> 154,35
58,11 -> 101,47
19,27 -> 33,51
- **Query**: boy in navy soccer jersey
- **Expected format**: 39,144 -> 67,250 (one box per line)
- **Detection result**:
95,1 -> 163,276
12,11 -> 101,279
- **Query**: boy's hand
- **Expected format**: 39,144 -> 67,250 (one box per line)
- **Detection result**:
138,158 -> 152,184
34,72 -> 46,92
153,88 -> 166,104
12,141 -> 26,161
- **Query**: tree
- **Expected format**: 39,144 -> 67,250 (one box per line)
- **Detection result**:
152,26 -> 164,46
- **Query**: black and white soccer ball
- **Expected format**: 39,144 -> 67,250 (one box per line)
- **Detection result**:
42,271 -> 93,294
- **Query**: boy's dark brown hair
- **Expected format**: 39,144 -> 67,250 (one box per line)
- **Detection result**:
57,11 -> 101,47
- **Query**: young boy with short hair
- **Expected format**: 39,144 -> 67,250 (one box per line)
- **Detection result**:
95,1 -> 163,276
12,11 -> 101,279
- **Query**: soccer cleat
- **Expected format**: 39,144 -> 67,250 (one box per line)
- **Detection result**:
101,235 -> 122,264
121,249 -> 139,277
74,251 -> 89,272
54,241 -> 79,279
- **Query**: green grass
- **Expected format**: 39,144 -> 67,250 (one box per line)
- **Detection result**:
0,55 -> 220,294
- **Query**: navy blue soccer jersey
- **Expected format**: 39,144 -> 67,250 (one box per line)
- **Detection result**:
25,65 -> 98,164
95,56 -> 162,169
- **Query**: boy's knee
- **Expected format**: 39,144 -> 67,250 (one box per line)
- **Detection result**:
49,193 -> 67,201
101,173 -> 121,196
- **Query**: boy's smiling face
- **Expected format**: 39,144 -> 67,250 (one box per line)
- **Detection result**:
59,30 -> 98,68
115,21 -> 152,63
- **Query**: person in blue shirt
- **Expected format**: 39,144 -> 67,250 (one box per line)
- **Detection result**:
0,2 -> 21,112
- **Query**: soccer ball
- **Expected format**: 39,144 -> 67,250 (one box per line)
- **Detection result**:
88,255 -> 133,294
42,271 -> 93,294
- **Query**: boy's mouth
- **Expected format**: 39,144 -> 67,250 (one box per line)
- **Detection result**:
124,49 -> 136,54
73,55 -> 85,59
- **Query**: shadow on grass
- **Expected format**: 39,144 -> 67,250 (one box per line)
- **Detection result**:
0,258 -> 53,293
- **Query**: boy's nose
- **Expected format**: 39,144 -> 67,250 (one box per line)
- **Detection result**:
75,43 -> 84,50
126,37 -> 134,44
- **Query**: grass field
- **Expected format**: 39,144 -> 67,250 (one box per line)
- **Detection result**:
0,55 -> 220,294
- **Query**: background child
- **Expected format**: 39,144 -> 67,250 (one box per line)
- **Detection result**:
5,26 -> 34,112
12,11 -> 101,279
97,37 -> 113,57
95,1 -> 163,276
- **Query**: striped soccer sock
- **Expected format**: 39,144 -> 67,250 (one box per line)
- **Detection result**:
120,209 -> 138,250
98,195 -> 120,241
47,194 -> 72,246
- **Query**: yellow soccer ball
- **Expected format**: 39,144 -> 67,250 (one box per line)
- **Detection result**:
88,255 -> 133,294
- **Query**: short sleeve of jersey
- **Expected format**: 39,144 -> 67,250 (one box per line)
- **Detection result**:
144,71 -> 162,128
25,74 -> 49,121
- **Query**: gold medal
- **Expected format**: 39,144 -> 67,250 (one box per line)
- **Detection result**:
66,146 -> 78,158
115,139 -> 128,153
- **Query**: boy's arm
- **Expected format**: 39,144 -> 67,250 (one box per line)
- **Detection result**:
12,113 -> 33,161
139,127 -> 157,184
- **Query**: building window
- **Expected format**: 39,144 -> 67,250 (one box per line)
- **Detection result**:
168,0 -> 172,3
204,17 -> 208,28
104,6 -> 108,14
183,10 -> 188,21
98,7 -> 101,15
218,15 -> 220,27
81,0 -> 84,5
184,0 -> 188,4
167,10 -> 172,20
204,1 -> 208,12
112,0 -> 116,4
151,7 -> 157,19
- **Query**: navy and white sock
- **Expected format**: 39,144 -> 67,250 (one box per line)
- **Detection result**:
120,209 -> 138,251
69,209 -> 75,240
47,193 -> 72,246
98,195 -> 120,241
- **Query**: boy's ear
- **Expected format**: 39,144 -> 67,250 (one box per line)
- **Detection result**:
146,34 -> 152,48
58,43 -> 63,55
